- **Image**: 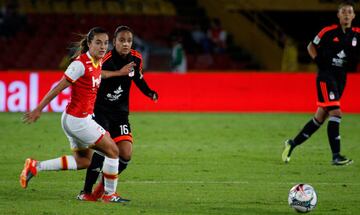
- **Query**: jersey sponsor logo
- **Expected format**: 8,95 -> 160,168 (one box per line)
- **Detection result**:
313,36 -> 320,45
337,50 -> 346,58
106,84 -> 123,101
92,76 -> 101,88
352,37 -> 357,46
332,50 -> 346,67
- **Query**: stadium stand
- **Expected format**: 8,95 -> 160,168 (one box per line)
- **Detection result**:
0,0 -> 256,71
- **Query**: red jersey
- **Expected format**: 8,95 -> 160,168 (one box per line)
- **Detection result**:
64,52 -> 102,117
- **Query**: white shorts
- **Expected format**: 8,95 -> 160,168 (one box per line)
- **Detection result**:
61,112 -> 106,150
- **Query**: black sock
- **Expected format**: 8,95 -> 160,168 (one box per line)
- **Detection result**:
327,116 -> 341,157
293,118 -> 322,146
83,152 -> 105,193
118,157 -> 130,174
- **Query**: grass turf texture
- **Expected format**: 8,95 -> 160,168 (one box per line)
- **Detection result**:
0,112 -> 359,215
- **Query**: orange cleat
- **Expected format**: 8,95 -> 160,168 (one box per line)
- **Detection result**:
20,158 -> 38,189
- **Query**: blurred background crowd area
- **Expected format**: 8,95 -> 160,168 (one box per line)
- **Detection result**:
1,0 -> 360,72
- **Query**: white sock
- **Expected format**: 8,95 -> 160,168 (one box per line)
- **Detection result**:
102,157 -> 119,195
38,155 -> 77,171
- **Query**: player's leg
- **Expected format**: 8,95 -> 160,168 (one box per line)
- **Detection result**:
282,78 -> 330,163
92,134 -> 131,203
83,118 -> 133,201
282,108 -> 326,163
20,112 -> 97,189
117,140 -> 133,174
79,110 -> 110,196
83,141 -> 132,196
81,151 -> 105,195
20,148 -> 92,189
91,140 -> 132,200
321,78 -> 352,165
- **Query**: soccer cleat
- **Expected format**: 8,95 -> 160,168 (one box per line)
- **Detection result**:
76,191 -> 96,202
20,158 -> 38,188
282,139 -> 293,163
332,155 -> 353,166
92,182 -> 105,200
101,193 -> 130,203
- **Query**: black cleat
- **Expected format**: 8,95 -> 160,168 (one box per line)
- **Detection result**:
332,155 -> 353,166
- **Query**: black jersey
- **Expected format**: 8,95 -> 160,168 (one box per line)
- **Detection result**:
312,24 -> 360,77
95,49 -> 154,114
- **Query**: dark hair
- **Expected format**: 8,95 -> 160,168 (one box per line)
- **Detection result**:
114,25 -> 134,39
338,0 -> 355,10
71,27 -> 108,59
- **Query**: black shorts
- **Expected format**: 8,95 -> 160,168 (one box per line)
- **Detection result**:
316,75 -> 346,109
93,111 -> 133,143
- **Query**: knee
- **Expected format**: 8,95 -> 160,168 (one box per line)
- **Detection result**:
108,144 -> 119,158
328,109 -> 342,118
117,141 -> 132,160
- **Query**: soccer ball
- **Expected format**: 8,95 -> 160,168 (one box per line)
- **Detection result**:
288,184 -> 317,213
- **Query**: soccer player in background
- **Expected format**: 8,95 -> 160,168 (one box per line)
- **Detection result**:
76,25 -> 158,201
20,27 -> 128,203
282,0 -> 360,165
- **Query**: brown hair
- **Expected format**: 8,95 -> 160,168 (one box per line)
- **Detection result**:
71,27 -> 108,59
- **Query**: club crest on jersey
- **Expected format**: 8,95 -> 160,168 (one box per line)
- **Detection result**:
129,67 -> 135,77
329,91 -> 335,100
352,37 -> 357,46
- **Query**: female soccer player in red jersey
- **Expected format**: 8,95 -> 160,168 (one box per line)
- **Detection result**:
20,27 -> 128,203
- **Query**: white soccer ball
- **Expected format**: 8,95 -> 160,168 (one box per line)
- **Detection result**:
288,184 -> 317,213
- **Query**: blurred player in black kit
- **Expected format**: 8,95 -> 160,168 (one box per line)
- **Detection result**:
282,0 -> 360,165
77,26 -> 158,201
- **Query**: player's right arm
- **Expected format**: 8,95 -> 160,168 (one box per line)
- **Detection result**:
23,60 -> 83,124
309,25 -> 337,66
23,77 -> 71,124
307,42 -> 318,60
101,62 -> 136,79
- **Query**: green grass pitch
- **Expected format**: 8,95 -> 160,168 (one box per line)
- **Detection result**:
0,112 -> 359,215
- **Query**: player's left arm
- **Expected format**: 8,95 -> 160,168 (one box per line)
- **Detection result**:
133,58 -> 158,102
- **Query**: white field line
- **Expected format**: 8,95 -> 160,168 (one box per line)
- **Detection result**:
120,181 -> 360,186
2,180 -> 359,186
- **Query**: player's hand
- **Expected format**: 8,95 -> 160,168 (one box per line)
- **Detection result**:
118,62 -> 136,76
23,109 -> 41,124
150,91 -> 158,102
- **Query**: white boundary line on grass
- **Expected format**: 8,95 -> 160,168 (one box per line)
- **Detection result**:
120,180 -> 360,186
5,180 -> 359,186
